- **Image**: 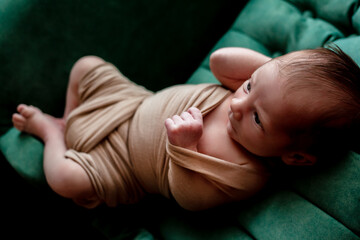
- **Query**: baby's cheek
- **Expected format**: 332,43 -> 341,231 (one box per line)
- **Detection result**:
238,131 -> 264,155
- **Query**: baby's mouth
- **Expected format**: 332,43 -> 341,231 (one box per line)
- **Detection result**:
227,114 -> 237,135
229,109 -> 241,121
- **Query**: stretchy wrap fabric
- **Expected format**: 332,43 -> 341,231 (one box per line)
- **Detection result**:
64,63 -> 268,209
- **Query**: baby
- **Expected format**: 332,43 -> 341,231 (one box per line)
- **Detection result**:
12,46 -> 360,210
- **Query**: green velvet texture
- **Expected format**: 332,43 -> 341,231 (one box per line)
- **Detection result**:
354,7 -> 360,33
292,151 -> 360,234
288,0 -> 359,33
335,35 -> 360,65
157,208 -> 253,240
0,128 -> 46,185
233,0 -> 345,53
1,0 -> 360,239
236,190 -> 358,240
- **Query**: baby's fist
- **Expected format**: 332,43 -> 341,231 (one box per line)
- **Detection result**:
165,107 -> 203,151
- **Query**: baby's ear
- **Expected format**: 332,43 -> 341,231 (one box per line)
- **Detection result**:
281,152 -> 317,166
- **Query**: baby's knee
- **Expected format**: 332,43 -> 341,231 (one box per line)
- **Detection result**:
47,160 -> 93,200
76,56 -> 105,68
70,56 -> 105,82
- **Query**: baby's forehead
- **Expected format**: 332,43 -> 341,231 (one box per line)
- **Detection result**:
277,50 -> 310,61
272,51 -> 311,71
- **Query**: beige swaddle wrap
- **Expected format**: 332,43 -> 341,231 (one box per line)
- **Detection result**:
64,63 -> 268,209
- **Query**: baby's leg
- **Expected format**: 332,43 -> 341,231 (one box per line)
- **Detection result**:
10,56 -> 105,203
63,56 -> 105,119
12,104 -> 94,201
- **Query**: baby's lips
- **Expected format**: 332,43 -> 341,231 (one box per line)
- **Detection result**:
228,109 -> 241,121
233,112 -> 241,120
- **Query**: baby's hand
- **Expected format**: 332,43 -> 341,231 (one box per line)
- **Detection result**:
165,107 -> 203,151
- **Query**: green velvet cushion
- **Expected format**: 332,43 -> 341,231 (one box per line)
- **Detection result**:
233,0 -> 345,53
288,0 -> 359,32
291,151 -> 360,234
0,128 -> 46,186
236,190 -> 358,239
354,7 -> 360,33
334,35 -> 360,65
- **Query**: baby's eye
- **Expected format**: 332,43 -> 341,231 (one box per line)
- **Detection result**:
246,81 -> 251,92
254,112 -> 261,126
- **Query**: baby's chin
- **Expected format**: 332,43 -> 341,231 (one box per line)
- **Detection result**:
227,126 -> 270,157
226,122 -> 242,145
226,125 -> 257,155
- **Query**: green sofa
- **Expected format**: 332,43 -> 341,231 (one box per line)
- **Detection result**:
1,0 -> 359,239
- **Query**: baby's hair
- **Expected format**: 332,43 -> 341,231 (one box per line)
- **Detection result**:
277,45 -> 360,156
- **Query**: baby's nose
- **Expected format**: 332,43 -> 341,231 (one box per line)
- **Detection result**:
230,98 -> 244,120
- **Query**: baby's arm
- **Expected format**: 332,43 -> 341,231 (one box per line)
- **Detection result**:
210,47 -> 271,91
165,107 -> 203,152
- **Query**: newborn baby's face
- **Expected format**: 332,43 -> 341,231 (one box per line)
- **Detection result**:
227,60 -> 292,157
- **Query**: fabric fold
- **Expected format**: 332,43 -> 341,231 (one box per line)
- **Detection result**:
166,141 -> 265,191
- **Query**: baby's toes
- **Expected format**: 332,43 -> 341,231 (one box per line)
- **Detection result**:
17,104 -> 39,118
12,113 -> 26,131
16,104 -> 27,113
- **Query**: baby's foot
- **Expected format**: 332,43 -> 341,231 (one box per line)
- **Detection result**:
12,104 -> 65,142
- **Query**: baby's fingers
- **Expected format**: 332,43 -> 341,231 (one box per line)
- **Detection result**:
171,115 -> 183,125
180,111 -> 193,121
165,118 -> 175,130
187,107 -> 203,123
